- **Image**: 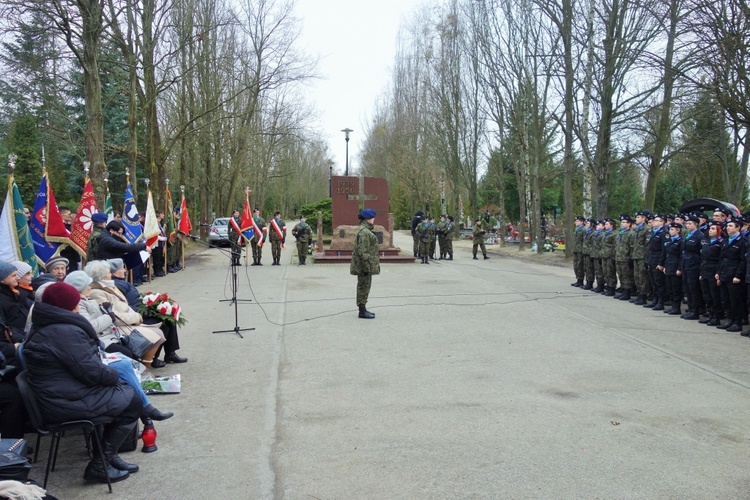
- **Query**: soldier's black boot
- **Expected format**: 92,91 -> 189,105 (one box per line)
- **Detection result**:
593,283 -> 604,293
604,287 -> 615,297
727,322 -> 742,332
717,320 -> 734,329
652,300 -> 664,311
582,281 -> 593,290
614,288 -> 623,299
483,254 -> 489,260
666,304 -> 681,315
425,256 -> 430,264
698,314 -> 713,324
473,254 -> 478,260
358,305 -> 374,319
633,294 -> 647,305
257,259 -> 263,266
706,316 -> 722,326
571,280 -> 582,287
618,289 -> 631,301
448,255 -> 453,260
740,327 -> 750,337
300,257 -> 306,265
251,258 -> 259,266
683,310 -> 699,320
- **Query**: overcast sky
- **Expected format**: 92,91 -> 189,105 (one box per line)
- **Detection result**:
293,1 -> 423,174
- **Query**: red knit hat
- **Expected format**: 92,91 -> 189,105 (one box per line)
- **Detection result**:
42,282 -> 81,311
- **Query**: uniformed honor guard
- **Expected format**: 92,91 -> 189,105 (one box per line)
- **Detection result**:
269,211 -> 286,266
680,215 -> 704,319
445,215 -> 455,260
614,214 -> 634,300
250,208 -> 267,266
350,209 -> 380,319
472,218 -> 489,260
661,222 -> 683,315
437,215 -> 448,260
592,220 -> 606,293
601,218 -> 617,296
291,215 -> 312,265
416,217 -> 433,264
646,214 -> 668,310
582,218 -> 596,290
700,222 -> 724,325
631,211 -> 651,305
716,217 -> 746,331
571,216 -> 586,287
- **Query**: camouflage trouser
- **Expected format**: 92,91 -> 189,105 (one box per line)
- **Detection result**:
430,239 -> 436,258
271,240 -> 282,261
357,274 -> 372,306
633,259 -> 650,296
473,241 -> 487,256
413,234 -> 420,256
603,258 -> 617,287
616,260 -> 634,289
584,254 -> 595,283
296,240 -> 309,260
251,240 -> 263,260
446,237 -> 454,257
594,258 -> 604,285
420,240 -> 431,258
573,252 -> 585,280
438,235 -> 447,257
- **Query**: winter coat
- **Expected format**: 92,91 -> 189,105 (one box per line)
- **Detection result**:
646,227 -> 668,267
680,230 -> 704,272
717,235 -> 747,283
77,296 -> 118,347
700,237 -> 722,280
113,278 -> 141,310
95,230 -> 147,260
350,221 -> 380,276
0,284 -> 29,342
88,281 -> 164,347
23,302 -> 135,424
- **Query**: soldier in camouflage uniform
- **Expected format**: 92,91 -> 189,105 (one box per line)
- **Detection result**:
472,218 -> 489,260
601,219 -> 618,296
86,212 -> 109,263
614,214 -> 634,300
592,220 -> 606,292
350,209 -> 380,319
429,216 -> 437,259
436,215 -> 448,260
582,218 -> 596,290
250,208 -> 267,266
445,215 -> 455,260
631,211 -> 651,305
416,217 -> 434,264
291,215 -> 313,265
571,216 -> 586,287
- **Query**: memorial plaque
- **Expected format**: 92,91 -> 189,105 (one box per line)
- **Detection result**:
331,176 -> 389,228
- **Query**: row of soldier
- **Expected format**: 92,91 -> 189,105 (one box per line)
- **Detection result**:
570,208 -> 750,333
411,212 -> 457,264
229,209 -> 313,266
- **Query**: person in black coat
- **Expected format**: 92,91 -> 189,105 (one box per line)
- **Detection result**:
700,222 -> 724,326
24,282 -> 142,484
646,214 -> 669,310
661,223 -> 683,315
680,215 -> 705,320
716,218 -> 746,332
411,211 -> 424,258
0,261 -> 28,361
95,220 -> 152,261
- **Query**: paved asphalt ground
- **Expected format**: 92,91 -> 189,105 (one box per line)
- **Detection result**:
42,231 -> 750,499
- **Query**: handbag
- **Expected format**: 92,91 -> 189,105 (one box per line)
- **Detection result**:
120,329 -> 154,359
0,440 -> 31,481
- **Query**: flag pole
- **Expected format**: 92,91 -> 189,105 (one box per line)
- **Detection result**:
145,177 -> 152,283
244,186 -> 251,267
164,178 -> 169,275
180,185 -> 186,271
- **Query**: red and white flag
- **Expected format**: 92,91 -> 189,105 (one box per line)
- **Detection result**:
143,190 -> 160,249
69,178 -> 97,255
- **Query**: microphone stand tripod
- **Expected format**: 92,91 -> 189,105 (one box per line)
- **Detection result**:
209,237 -> 254,338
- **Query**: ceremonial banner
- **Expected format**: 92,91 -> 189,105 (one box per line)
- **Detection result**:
165,187 -> 176,243
143,190 -> 160,249
270,219 -> 285,249
0,176 -> 38,274
122,184 -> 143,243
30,173 -> 69,264
239,193 -> 255,242
104,184 -> 114,222
178,193 -> 192,236
69,179 -> 97,256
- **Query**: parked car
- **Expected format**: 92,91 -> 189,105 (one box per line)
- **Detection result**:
208,217 -> 230,247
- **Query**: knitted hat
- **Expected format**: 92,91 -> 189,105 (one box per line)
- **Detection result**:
42,282 -> 80,311
64,271 -> 93,292
11,261 -> 31,278
31,273 -> 57,291
0,261 -> 17,281
107,258 -> 125,273
44,256 -> 69,272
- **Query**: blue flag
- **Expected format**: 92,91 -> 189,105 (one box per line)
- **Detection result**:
122,183 -> 143,243
29,174 -> 60,264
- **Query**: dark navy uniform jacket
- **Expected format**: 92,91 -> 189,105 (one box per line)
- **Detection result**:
717,234 -> 746,283
681,230 -> 704,272
662,236 -> 682,275
646,227 -> 668,268
700,238 -> 723,280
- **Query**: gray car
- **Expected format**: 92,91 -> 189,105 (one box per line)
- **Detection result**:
208,217 -> 231,247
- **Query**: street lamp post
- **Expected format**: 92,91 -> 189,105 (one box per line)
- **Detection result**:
328,161 -> 334,197
341,128 -> 353,176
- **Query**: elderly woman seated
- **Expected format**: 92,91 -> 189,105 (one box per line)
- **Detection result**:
12,261 -> 34,310
44,256 -> 69,281
83,260 -> 165,367
64,271 -> 173,422
109,259 -> 187,367
24,281 -> 142,483
0,262 -> 30,362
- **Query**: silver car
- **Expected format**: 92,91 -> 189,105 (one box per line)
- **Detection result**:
208,217 -> 231,247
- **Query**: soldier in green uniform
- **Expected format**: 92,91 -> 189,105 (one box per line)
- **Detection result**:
350,209 -> 380,319
591,220 -> 605,292
86,212 -> 109,263
582,218 -> 596,290
250,208 -> 267,266
601,218 -> 617,296
614,214 -> 634,300
472,218 -> 489,260
445,216 -> 455,260
269,211 -> 286,266
416,217 -> 433,264
291,215 -> 313,265
631,211 -> 651,304
436,215 -> 448,260
571,215 -> 586,287
429,216 -> 438,259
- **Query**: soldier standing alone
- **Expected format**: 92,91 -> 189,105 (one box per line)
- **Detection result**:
571,216 -> 586,287
250,208 -> 267,266
292,215 -> 312,265
472,218 -> 489,260
269,211 -> 286,266
350,209 -> 380,319
416,217 -> 433,264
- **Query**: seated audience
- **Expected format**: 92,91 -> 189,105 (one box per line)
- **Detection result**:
84,261 -> 165,367
109,259 -> 187,366
44,256 -> 69,281
0,262 -> 28,361
12,261 -> 34,310
24,282 -> 142,483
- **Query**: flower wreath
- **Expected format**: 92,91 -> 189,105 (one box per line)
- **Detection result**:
138,292 -> 187,326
